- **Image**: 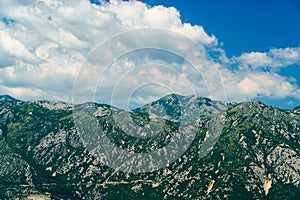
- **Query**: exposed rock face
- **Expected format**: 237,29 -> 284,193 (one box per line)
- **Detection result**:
0,95 -> 299,199
263,180 -> 272,196
206,180 -> 215,195
25,194 -> 51,200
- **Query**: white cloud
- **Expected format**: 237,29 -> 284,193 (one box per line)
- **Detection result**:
225,47 -> 300,102
0,0 -> 218,104
220,68 -> 300,102
238,52 -> 273,67
236,73 -> 297,99
0,0 -> 299,107
237,47 -> 300,68
0,30 -> 37,63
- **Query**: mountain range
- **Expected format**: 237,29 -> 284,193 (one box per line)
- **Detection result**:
0,94 -> 299,199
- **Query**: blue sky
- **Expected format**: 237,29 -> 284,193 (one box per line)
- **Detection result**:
0,0 -> 299,109
142,0 -> 300,56
141,0 -> 300,109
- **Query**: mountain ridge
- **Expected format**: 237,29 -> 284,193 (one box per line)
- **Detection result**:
0,95 -> 20,102
0,94 -> 299,199
0,94 -> 298,111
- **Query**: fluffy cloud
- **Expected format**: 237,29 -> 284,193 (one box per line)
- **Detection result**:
222,71 -> 299,102
0,0 -> 299,108
226,47 -> 300,102
237,47 -> 300,69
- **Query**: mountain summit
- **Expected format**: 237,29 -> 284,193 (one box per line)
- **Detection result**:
0,95 -> 299,199
0,95 -> 19,102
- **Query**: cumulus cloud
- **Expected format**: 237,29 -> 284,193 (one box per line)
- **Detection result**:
0,0 -> 218,104
226,47 -> 300,102
237,47 -> 300,69
222,71 -> 299,102
0,0 -> 299,108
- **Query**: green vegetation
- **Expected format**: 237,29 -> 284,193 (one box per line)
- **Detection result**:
0,95 -> 299,199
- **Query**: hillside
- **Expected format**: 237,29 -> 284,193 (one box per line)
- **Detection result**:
0,94 -> 299,199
